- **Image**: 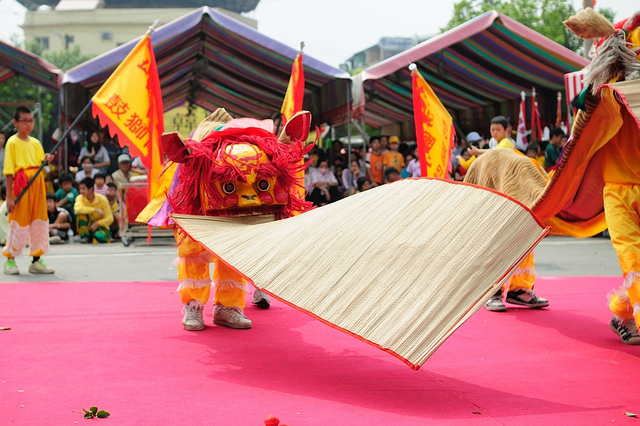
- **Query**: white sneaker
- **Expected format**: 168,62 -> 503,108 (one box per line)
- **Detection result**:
252,289 -> 271,309
4,259 -> 19,275
28,259 -> 54,274
213,305 -> 252,329
49,235 -> 63,245
182,300 -> 204,331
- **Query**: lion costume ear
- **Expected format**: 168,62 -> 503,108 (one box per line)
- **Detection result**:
161,108 -> 235,163
161,132 -> 189,163
278,111 -> 311,145
564,7 -> 615,39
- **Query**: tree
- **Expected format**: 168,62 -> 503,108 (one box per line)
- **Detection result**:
441,0 -> 615,53
26,42 -> 94,72
0,42 -> 95,144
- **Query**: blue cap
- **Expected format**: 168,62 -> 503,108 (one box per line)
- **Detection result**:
466,131 -> 482,142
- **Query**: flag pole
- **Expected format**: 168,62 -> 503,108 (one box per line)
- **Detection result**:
531,87 -> 536,143
13,99 -> 94,205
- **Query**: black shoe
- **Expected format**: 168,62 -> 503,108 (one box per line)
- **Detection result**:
610,317 -> 640,345
506,289 -> 549,308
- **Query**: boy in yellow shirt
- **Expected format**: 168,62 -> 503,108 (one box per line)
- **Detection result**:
3,106 -> 55,275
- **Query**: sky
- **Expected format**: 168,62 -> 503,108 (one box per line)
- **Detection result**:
0,0 -> 26,44
0,0 -> 637,68
250,0 -> 639,69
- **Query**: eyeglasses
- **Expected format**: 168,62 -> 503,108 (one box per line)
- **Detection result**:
18,119 -> 35,124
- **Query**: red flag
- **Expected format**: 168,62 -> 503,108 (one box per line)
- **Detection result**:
530,88 -> 542,143
91,33 -> 164,204
410,64 -> 453,178
531,101 -> 542,144
515,92 -> 527,150
280,51 -> 305,124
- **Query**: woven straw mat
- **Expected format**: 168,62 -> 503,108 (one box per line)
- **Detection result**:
608,79 -> 640,125
172,178 -> 548,369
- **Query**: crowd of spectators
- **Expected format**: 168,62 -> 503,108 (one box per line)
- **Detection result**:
304,121 -> 566,208
1,122 -> 567,245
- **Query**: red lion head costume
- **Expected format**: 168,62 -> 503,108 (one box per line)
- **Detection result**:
162,109 -> 314,220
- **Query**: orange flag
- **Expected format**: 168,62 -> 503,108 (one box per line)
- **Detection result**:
281,49 -> 306,203
91,33 -> 164,204
280,51 -> 305,124
410,64 -> 453,178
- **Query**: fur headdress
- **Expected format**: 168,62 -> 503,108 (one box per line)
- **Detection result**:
565,8 -> 640,94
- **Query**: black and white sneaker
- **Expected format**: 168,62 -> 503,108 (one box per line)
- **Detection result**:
506,289 -> 549,308
610,317 -> 640,345
484,295 -> 506,312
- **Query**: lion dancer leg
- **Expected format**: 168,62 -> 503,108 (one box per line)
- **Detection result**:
175,231 -> 212,331
212,261 -> 252,329
505,252 -> 549,308
605,183 -> 640,345
485,252 -> 549,312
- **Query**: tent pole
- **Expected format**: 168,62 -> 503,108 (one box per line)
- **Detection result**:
13,100 -> 93,205
346,80 -> 352,194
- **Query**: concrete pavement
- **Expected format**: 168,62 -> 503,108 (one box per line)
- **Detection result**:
0,235 -> 622,283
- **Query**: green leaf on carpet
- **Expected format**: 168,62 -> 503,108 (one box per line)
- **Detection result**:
82,406 -> 110,419
625,412 -> 638,418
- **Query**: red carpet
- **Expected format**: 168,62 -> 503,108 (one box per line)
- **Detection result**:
1,277 -> 639,425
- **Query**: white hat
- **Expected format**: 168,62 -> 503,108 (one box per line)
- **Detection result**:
118,154 -> 131,164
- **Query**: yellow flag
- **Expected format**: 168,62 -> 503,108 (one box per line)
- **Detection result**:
91,33 -> 164,201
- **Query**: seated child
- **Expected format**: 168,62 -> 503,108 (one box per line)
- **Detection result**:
94,173 -> 108,197
106,182 -> 122,239
454,148 -> 476,181
47,193 -> 71,244
55,174 -> 78,226
356,176 -> 371,193
74,177 -> 114,244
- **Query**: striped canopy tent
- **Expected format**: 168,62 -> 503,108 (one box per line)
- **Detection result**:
0,39 -> 61,93
62,6 -> 351,127
352,11 -> 590,136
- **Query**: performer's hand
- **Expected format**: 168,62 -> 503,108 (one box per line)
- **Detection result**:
6,197 -> 15,213
45,153 -> 55,163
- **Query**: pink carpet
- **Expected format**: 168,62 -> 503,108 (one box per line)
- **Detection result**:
1,277 -> 639,425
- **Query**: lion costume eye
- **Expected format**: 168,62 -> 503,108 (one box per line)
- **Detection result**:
257,179 -> 270,192
222,182 -> 236,194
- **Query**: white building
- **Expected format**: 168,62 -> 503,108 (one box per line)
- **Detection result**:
22,0 -> 257,56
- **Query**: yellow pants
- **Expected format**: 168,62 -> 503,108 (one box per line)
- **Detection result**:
174,229 -> 247,309
604,183 -> 640,327
2,169 -> 49,258
506,252 -> 535,292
